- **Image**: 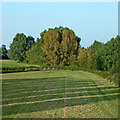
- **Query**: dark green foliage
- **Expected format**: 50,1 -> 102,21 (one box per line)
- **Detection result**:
8,33 -> 35,61
102,36 -> 119,72
88,36 -> 119,73
0,45 -> 9,59
26,38 -> 46,65
89,40 -> 104,52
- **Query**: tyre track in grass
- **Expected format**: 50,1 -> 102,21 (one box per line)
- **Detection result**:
86,72 -> 119,118
64,77 -> 104,118
63,77 -> 66,118
2,70 -> 119,118
16,77 -> 66,118
80,80 -> 105,118
77,78 -> 105,118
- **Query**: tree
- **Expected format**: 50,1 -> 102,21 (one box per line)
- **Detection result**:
87,50 -> 97,70
89,40 -> 104,51
0,45 -> 9,59
88,36 -> 119,73
102,36 -> 119,72
28,27 -> 81,66
77,48 -> 89,69
60,28 -> 80,66
8,33 -> 35,61
15,27 -> 81,66
41,29 -> 60,66
77,48 -> 97,70
88,40 -> 104,70
26,38 -> 46,65
41,27 -> 80,66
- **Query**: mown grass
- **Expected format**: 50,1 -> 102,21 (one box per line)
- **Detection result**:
87,70 -> 119,87
2,70 -> 119,118
1,60 -> 40,68
1,60 -> 119,87
0,60 -> 42,73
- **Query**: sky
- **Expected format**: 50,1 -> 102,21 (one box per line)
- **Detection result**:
2,2 -> 118,49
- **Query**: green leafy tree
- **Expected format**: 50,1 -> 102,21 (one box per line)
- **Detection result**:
25,27 -> 81,67
77,48 -> 89,69
102,36 -> 119,72
0,45 -> 9,59
26,38 -> 45,65
8,33 -> 35,61
87,50 -> 97,70
42,29 -> 60,66
88,36 -> 119,73
60,28 -> 80,66
77,48 -> 97,70
88,40 -> 104,70
89,40 -> 104,51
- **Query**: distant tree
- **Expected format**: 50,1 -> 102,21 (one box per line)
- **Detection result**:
8,33 -> 35,61
0,45 -> 9,59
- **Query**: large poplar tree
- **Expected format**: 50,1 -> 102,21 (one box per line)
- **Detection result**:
42,29 -> 60,66
41,27 -> 80,66
26,26 -> 81,66
60,28 -> 80,66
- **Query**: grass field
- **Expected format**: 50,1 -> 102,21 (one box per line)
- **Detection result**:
1,60 -> 39,68
0,60 -> 42,73
2,70 -> 119,118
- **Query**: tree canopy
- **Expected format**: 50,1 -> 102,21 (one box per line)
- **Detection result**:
26,38 -> 45,65
26,26 -> 81,66
0,45 -> 9,59
88,36 -> 119,72
8,33 -> 35,61
7,27 -> 119,73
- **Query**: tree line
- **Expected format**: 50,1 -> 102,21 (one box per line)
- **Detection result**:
0,26 -> 119,73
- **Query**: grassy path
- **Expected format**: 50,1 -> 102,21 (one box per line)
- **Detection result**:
2,70 -> 119,118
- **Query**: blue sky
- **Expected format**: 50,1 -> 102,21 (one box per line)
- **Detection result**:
2,2 -> 118,48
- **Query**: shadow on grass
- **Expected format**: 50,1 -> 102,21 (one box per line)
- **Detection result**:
2,77 -> 119,116
2,77 -> 98,94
